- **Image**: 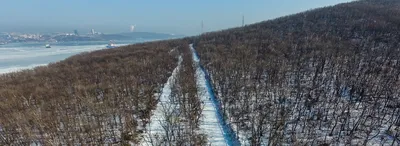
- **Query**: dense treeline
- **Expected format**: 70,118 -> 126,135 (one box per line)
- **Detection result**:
0,40 -> 186,145
192,0 -> 400,145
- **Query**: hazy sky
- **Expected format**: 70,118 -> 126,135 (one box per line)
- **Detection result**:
0,0 -> 353,35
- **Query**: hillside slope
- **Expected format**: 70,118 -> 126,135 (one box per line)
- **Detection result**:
0,40 -> 184,145
192,0 -> 400,145
1,0 -> 400,145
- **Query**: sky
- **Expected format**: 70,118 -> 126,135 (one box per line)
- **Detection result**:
0,0 -> 353,35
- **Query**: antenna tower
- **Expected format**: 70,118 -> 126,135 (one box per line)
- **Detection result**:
242,14 -> 245,27
201,20 -> 204,34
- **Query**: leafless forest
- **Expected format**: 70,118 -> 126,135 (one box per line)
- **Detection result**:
1,0 -> 400,145
192,0 -> 400,145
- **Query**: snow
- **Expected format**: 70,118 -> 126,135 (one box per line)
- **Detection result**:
140,44 -> 239,146
0,63 -> 47,74
194,62 -> 226,146
191,44 -> 232,146
140,55 -> 182,146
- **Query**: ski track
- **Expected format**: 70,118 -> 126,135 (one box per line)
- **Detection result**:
140,55 -> 182,146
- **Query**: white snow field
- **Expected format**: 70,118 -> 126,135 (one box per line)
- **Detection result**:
0,44 -> 121,74
0,63 -> 47,74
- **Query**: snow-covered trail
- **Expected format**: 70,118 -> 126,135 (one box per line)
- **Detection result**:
192,54 -> 226,145
140,44 -> 240,146
190,44 -> 240,146
140,56 -> 182,146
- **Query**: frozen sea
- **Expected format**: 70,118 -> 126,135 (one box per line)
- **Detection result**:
0,40 -> 153,74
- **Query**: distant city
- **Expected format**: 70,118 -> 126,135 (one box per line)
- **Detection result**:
0,25 -> 181,44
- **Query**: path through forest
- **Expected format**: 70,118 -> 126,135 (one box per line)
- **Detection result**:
140,44 -> 239,146
190,44 -> 240,146
140,56 -> 182,146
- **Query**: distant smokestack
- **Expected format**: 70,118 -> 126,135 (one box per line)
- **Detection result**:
130,25 -> 135,32
91,29 -> 95,35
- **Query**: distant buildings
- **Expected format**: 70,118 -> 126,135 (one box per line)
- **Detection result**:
0,33 -> 46,42
89,29 -> 101,35
0,29 -> 178,43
